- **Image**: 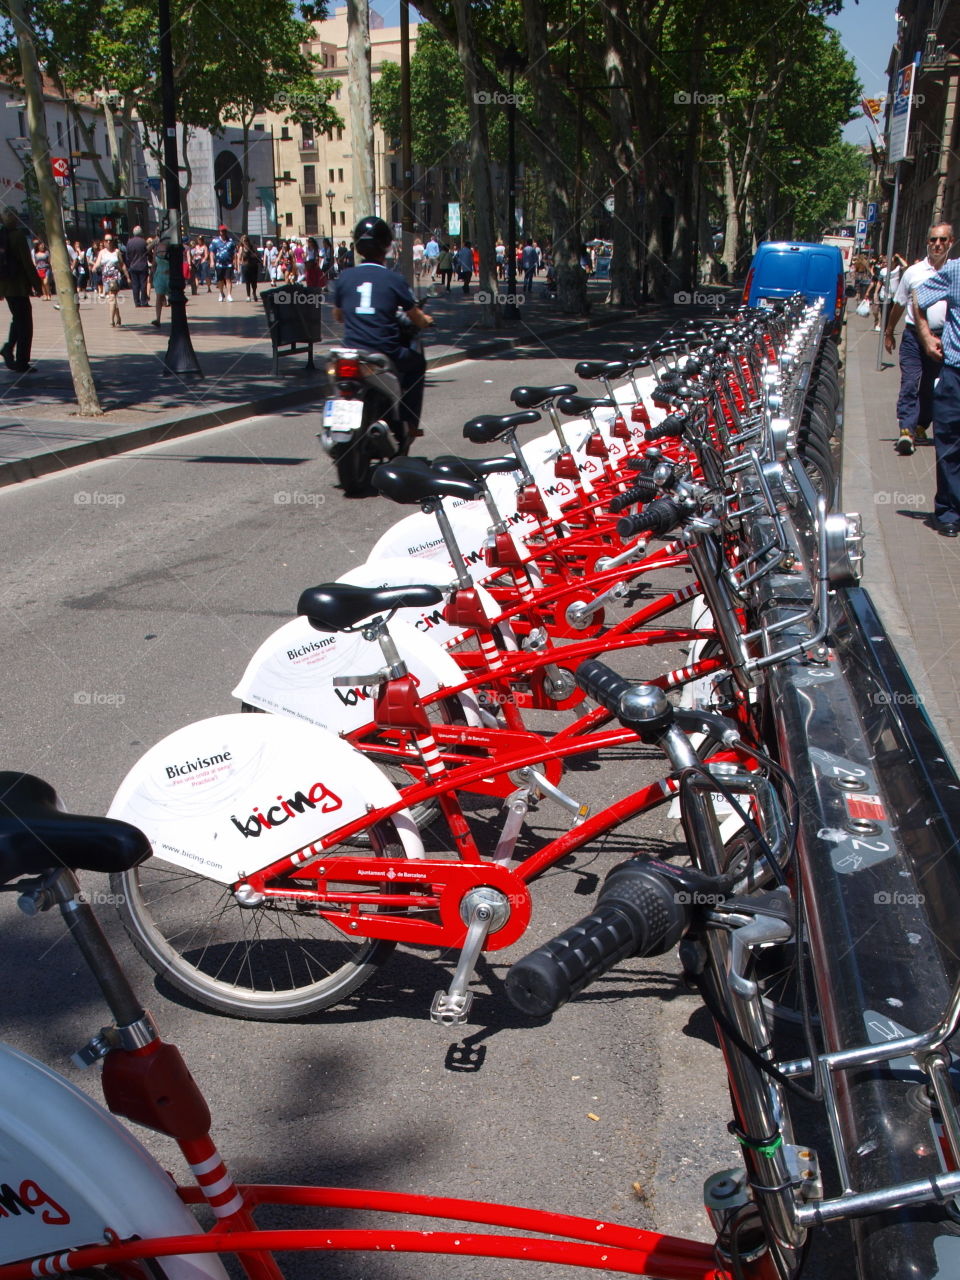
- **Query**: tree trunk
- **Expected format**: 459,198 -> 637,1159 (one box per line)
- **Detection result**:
100,90 -> 122,195
9,0 -> 101,415
720,119 -> 740,280
346,0 -> 375,216
602,2 -> 641,308
451,0 -> 498,326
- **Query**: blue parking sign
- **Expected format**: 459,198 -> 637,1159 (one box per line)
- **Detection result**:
856,219 -> 867,236
867,203 -> 878,224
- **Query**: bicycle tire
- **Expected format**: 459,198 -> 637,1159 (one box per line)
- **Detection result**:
111,817 -> 406,1019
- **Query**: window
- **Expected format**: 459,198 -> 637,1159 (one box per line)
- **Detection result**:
282,170 -> 292,181
336,127 -> 343,141
285,211 -> 293,226
281,127 -> 290,140
335,85 -> 341,99
253,123 -> 265,132
340,210 -> 346,225
390,161 -> 398,186
304,205 -> 318,233
303,164 -> 316,194
302,122 -> 315,148
329,168 -> 334,183
338,167 -> 343,183
56,120 -> 63,146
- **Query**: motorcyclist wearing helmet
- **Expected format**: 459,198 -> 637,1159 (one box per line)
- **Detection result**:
332,216 -> 434,437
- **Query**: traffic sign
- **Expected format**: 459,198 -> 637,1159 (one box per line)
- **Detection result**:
867,202 -> 878,224
856,218 -> 868,236
51,156 -> 70,188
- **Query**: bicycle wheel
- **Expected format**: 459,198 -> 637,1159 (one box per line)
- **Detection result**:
111,818 -> 406,1019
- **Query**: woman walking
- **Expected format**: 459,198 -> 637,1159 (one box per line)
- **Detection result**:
237,234 -> 262,301
94,234 -> 131,326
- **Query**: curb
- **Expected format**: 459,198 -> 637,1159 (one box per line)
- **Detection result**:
0,306 -> 640,489
0,379 -> 328,490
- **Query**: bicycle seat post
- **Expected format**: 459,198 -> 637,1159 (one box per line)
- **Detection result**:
19,867 -> 151,1043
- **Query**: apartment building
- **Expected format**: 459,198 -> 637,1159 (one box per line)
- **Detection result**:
259,5 -> 418,242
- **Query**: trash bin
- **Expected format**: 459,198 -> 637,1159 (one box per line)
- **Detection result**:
261,286 -> 325,376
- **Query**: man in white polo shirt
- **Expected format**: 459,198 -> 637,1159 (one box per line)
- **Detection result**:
884,222 -> 954,455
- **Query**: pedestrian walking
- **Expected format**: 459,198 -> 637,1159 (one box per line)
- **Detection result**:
424,233 -> 440,282
412,237 -> 425,281
236,234 -> 261,301
304,236 -> 325,288
71,240 -> 89,296
150,240 -> 170,327
189,237 -> 208,294
125,225 -> 150,307
33,241 -> 52,300
209,225 -> 236,302
455,242 -> 473,294
437,244 -> 453,292
94,233 -> 130,326
520,239 -> 538,292
884,223 -> 954,456
872,253 -> 906,332
915,248 -> 960,536
0,209 -> 40,372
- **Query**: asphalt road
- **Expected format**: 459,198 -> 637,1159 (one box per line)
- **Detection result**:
0,320 -> 739,1278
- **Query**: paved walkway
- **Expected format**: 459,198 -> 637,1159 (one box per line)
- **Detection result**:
842,309 -> 960,762
0,276 -> 672,486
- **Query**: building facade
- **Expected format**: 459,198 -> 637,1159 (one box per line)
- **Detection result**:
258,5 -> 426,243
882,0 -> 960,260
0,79 -> 149,241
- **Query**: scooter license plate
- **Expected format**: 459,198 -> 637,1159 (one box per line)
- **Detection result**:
324,399 -> 365,432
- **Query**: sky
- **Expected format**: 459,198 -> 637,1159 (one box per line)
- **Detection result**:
368,0 -> 899,148
827,0 -> 900,146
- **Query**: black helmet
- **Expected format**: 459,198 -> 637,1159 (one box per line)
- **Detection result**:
353,216 -> 393,258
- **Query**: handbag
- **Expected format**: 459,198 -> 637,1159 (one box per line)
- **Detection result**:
856,300 -> 870,317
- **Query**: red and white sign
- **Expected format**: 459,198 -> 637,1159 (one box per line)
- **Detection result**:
50,156 -> 70,187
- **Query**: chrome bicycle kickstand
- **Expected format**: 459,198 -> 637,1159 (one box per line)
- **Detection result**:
430,888 -> 511,1025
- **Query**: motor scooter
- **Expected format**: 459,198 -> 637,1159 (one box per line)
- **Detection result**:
319,311 -> 424,496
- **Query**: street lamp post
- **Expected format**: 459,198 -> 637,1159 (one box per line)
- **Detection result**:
326,187 -> 336,240
157,0 -> 202,376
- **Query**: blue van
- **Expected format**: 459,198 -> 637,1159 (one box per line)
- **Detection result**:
742,241 -> 845,330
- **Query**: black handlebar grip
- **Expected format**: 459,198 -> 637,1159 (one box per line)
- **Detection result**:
645,416 -> 687,443
616,497 -> 683,540
608,477 -> 658,512
574,658 -> 634,714
505,860 -> 689,1017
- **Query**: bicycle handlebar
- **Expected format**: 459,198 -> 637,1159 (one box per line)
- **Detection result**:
616,497 -> 685,540
607,477 -> 658,512
505,859 -> 691,1017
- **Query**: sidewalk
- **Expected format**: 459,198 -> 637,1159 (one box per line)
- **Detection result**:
0,276 -> 670,487
842,309 -> 960,762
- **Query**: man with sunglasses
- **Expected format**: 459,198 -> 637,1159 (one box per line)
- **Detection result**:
915,225 -> 960,536
884,224 -> 954,456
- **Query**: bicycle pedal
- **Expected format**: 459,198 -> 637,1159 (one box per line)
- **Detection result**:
430,989 -> 474,1026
